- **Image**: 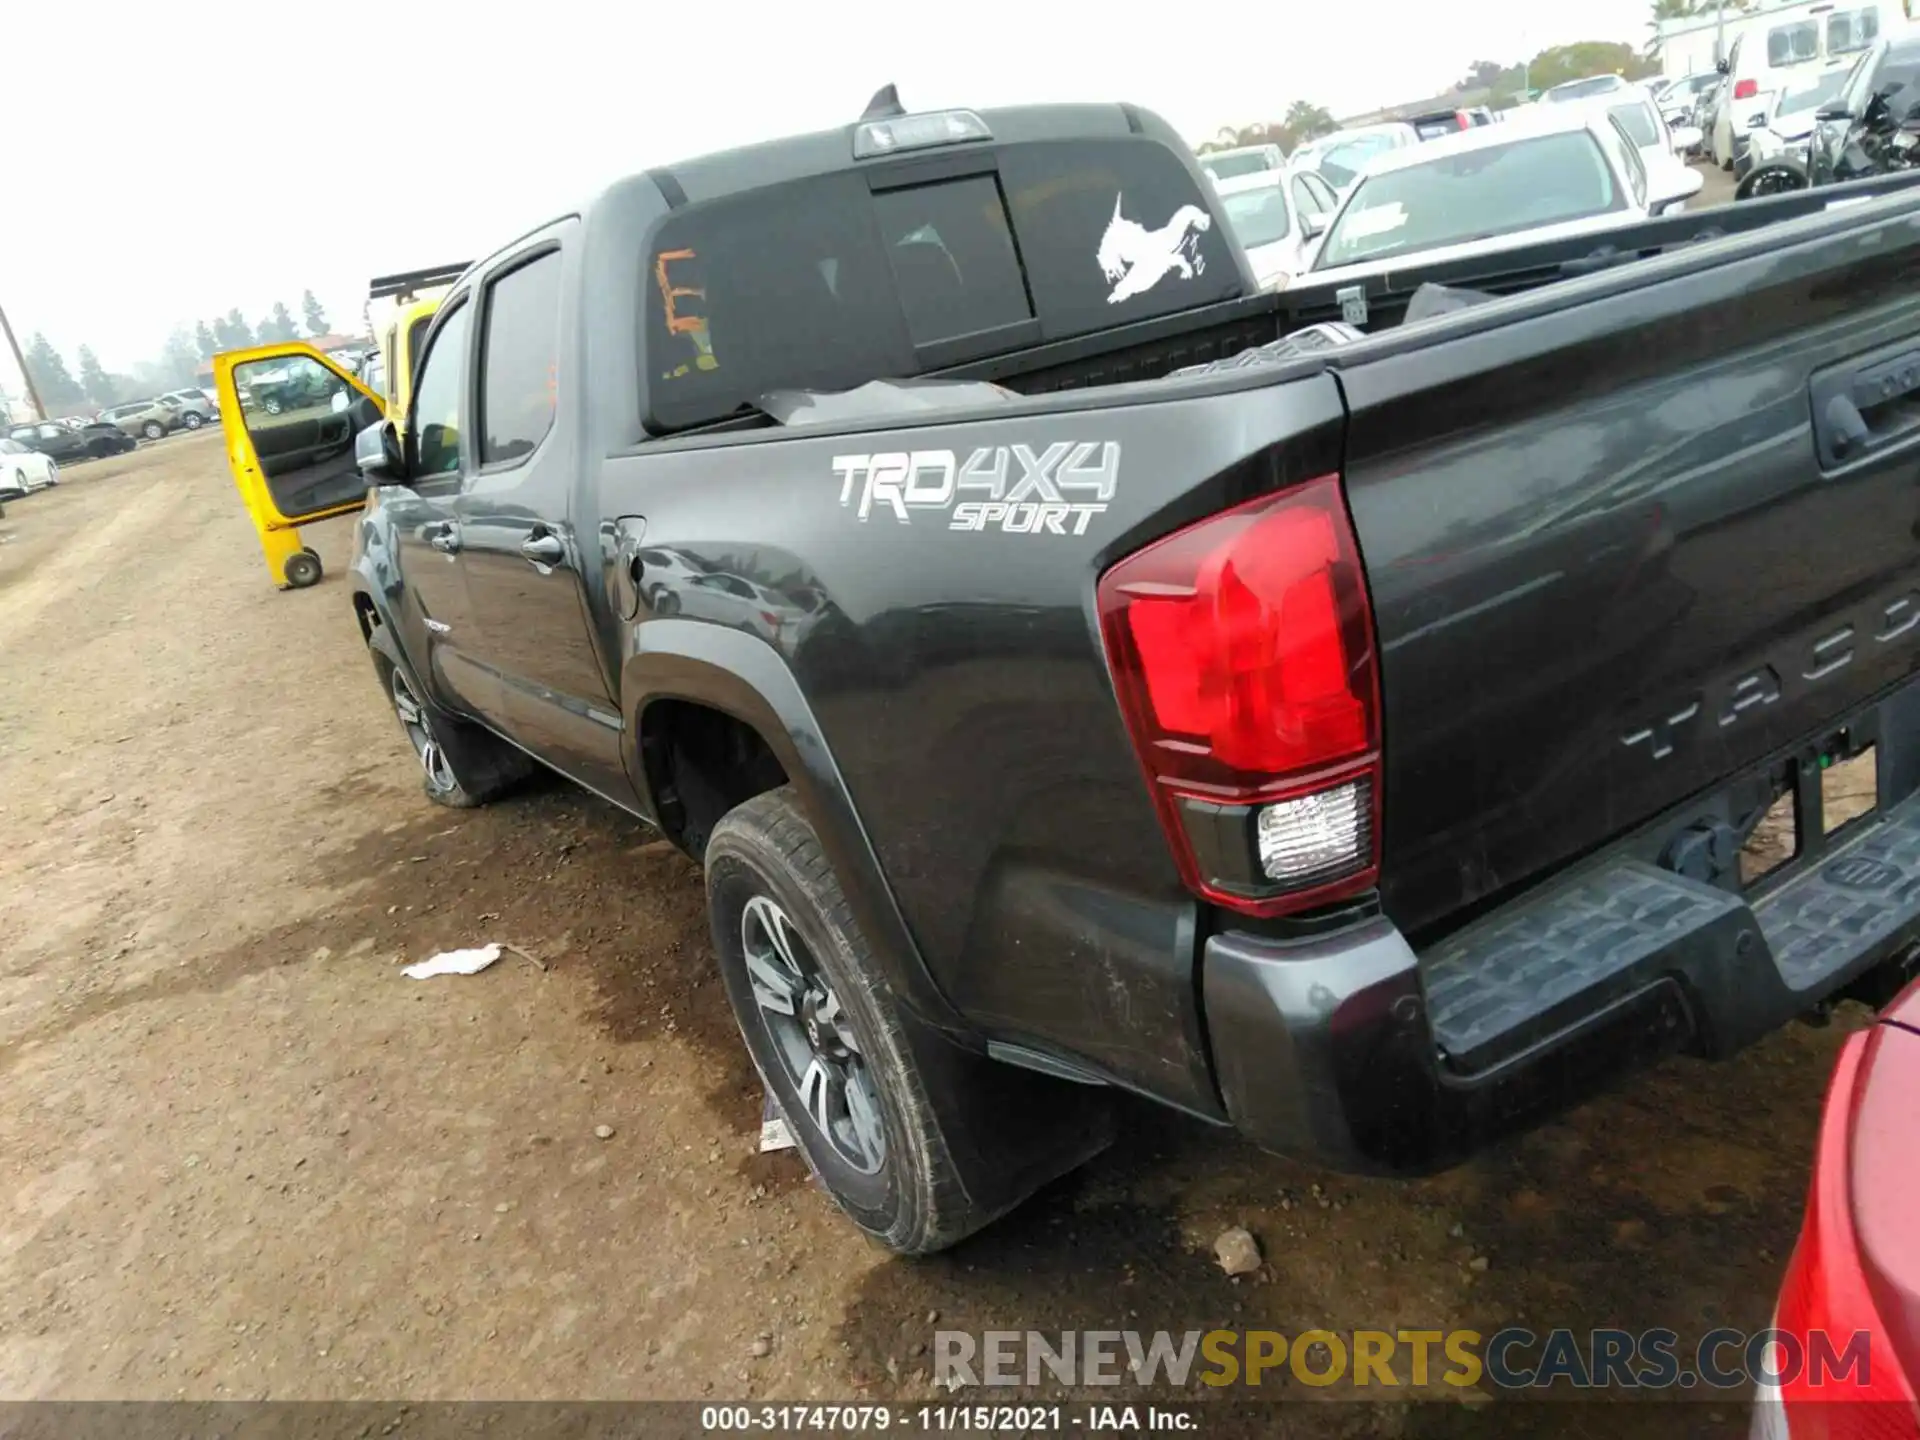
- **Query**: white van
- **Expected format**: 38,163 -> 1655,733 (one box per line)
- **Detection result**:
1712,0 -> 1905,168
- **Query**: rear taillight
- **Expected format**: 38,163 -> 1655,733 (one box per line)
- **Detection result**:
1097,475 -> 1381,918
1735,78 -> 1760,100
1761,1030 -> 1920,1438
1455,111 -> 1471,130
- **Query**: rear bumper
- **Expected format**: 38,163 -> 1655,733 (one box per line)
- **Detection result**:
1204,779 -> 1920,1176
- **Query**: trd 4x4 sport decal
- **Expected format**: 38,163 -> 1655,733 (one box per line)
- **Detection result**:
1097,194 -> 1211,304
833,442 -> 1120,536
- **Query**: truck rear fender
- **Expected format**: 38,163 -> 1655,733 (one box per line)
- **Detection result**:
620,622 -> 966,1032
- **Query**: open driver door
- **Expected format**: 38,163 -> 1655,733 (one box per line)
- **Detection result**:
215,344 -> 385,590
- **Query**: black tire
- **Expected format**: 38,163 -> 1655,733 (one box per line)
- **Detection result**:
141,420 -> 165,440
1737,160 -> 1809,201
366,623 -> 533,808
651,587 -> 681,617
282,550 -> 323,588
706,787 -> 1114,1255
182,412 -> 203,430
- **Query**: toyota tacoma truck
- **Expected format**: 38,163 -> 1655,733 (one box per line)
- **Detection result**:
221,92 -> 1920,1254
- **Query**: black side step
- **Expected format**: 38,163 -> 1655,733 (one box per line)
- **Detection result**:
1755,785 -> 1920,990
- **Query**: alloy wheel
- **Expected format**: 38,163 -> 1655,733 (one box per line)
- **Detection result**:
740,894 -> 886,1174
388,665 -> 457,795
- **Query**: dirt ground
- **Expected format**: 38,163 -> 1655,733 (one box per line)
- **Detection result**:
0,433 -> 1871,1432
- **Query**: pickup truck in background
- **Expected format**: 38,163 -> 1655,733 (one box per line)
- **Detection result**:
222,91 -> 1920,1254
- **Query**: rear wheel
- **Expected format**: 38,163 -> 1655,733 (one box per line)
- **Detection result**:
141,420 -> 165,440
367,624 -> 532,808
706,787 -> 1114,1254
181,412 -> 203,430
1737,161 -> 1808,201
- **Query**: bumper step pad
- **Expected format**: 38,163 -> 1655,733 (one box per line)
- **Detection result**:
1423,789 -> 1920,1071
1754,786 -> 1920,990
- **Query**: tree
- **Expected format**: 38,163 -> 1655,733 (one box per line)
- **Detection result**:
195,320 -> 219,360
257,301 -> 301,342
161,327 -> 201,385
76,346 -> 118,407
214,309 -> 255,350
301,289 -> 328,337
1281,101 -> 1336,147
1527,40 -> 1661,92
1458,59 -> 1508,92
23,333 -> 85,411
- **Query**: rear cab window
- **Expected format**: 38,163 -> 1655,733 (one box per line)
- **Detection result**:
1768,19 -> 1820,66
640,126 -> 1242,434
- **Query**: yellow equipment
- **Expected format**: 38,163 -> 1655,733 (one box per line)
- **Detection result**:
215,343 -> 385,590
216,262 -> 466,591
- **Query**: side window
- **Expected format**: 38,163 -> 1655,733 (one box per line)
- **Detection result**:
1873,50 -> 1920,125
410,302 -> 471,481
872,176 -> 1031,350
1768,20 -> 1819,66
1610,119 -> 1649,208
39,424 -> 64,438
1828,7 -> 1879,56
478,250 -> 562,466
1290,176 -> 1327,220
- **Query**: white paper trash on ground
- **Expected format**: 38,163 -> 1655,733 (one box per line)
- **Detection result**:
401,943 -> 503,980
760,1091 -> 796,1153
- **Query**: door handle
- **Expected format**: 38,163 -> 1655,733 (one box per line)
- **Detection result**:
424,520 -> 461,554
520,531 -> 567,567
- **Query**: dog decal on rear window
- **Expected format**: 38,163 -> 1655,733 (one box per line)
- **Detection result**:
1097,194 -> 1211,304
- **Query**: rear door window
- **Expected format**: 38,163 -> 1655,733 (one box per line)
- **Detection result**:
478,249 -> 561,466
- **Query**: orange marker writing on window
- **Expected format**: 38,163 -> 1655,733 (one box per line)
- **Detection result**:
655,249 -> 707,336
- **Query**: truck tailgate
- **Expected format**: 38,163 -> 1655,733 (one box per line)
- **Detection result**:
1334,198 -> 1920,943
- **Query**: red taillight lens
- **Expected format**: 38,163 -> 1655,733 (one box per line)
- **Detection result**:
1455,111 -> 1471,130
1097,476 -> 1381,917
1735,78 -> 1760,100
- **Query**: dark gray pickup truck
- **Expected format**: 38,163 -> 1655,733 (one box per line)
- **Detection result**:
225,93 -> 1920,1253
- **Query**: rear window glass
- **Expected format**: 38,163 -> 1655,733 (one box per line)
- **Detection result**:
1318,131 -> 1624,270
642,139 -> 1238,432
872,176 -> 1032,349
1607,100 -> 1660,148
1203,151 -> 1272,180
1220,182 -> 1292,248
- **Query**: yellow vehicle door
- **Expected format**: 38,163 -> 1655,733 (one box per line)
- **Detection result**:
215,343 -> 385,528
381,298 -> 443,443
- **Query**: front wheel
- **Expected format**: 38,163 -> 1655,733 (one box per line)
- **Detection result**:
1737,160 -> 1809,200
181,412 -> 203,430
44,463 -> 58,487
706,787 -> 1114,1254
141,420 -> 165,440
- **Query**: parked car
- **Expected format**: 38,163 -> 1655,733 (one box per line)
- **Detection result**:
1587,91 -> 1706,196
1298,104 -> 1701,289
1660,70 -> 1724,127
1810,32 -> 1920,186
1542,73 -> 1633,104
1713,0 -> 1900,170
1749,976 -> 1920,1432
223,90 -> 1920,1259
158,388 -> 219,427
98,399 -> 177,441
1198,143 -> 1285,183
1212,166 -> 1341,290
1406,107 -> 1476,140
0,437 -> 59,497
1290,121 -> 1420,193
1739,63 -> 1858,190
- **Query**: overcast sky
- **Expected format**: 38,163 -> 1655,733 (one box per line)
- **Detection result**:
0,0 -> 1648,391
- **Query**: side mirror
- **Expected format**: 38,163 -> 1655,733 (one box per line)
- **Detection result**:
1717,58 -> 1730,75
355,420 -> 405,483
1302,212 -> 1330,241
1816,104 -> 1854,122
1671,124 -> 1704,153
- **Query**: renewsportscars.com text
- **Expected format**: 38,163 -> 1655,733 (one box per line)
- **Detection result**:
934,1327 -> 1874,1392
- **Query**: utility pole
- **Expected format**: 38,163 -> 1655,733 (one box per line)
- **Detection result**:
0,297 -> 45,421
1715,0 -> 1728,65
